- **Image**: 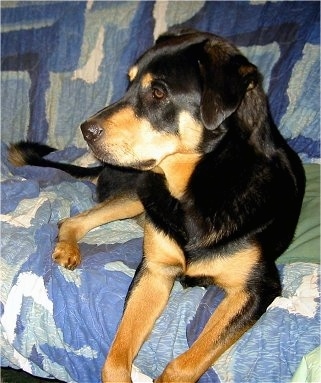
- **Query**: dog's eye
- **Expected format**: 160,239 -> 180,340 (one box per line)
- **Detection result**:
152,87 -> 166,100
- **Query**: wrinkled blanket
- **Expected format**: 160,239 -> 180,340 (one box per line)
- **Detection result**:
1,1 -> 320,382
1,1 -> 320,162
1,144 -> 320,383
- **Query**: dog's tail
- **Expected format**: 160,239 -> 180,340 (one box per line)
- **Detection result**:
8,141 -> 103,179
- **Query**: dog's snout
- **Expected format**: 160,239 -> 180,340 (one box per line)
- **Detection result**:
81,120 -> 103,142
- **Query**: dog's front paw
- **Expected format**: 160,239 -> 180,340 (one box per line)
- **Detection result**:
52,241 -> 81,270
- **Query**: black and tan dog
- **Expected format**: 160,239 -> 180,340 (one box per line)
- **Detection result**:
9,29 -> 305,382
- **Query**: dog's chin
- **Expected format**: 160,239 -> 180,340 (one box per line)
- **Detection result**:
89,147 -> 157,171
125,159 -> 157,171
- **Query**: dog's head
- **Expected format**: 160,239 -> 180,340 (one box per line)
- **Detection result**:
81,29 -> 262,170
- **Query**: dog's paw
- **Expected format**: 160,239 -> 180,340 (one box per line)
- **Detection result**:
52,241 -> 81,270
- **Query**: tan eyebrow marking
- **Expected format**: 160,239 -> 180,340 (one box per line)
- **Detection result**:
141,72 -> 153,88
128,65 -> 138,81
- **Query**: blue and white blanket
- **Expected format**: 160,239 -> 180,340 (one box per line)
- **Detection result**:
1,1 -> 320,382
1,1 -> 319,162
1,145 -> 320,383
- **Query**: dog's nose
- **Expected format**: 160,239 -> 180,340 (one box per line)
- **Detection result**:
80,120 -> 103,142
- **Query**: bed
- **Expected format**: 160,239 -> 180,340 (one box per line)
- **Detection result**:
1,2 -> 320,382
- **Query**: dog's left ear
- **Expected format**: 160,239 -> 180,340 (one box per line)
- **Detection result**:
200,41 -> 259,130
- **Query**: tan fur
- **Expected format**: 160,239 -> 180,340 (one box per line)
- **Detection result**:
178,111 -> 203,152
154,245 -> 261,382
128,65 -> 138,81
102,239 -> 261,382
8,145 -> 27,166
186,245 -> 260,288
157,153 -> 200,199
53,195 -> 144,269
95,107 -> 204,171
102,221 -> 184,382
143,220 -> 185,270
97,106 -> 195,169
155,289 -> 252,383
141,72 -> 153,88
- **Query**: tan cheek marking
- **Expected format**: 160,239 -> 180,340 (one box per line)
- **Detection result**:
99,106 -> 148,157
128,65 -> 138,81
100,106 -> 180,164
132,125 -> 179,160
178,111 -> 203,151
101,106 -> 140,138
102,106 -> 157,143
186,245 -> 261,289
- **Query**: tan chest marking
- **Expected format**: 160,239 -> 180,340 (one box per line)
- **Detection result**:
157,153 -> 200,199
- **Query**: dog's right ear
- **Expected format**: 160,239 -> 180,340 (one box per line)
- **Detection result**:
199,40 -> 259,130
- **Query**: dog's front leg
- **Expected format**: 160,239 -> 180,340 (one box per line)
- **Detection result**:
102,220 -> 185,383
53,194 -> 143,269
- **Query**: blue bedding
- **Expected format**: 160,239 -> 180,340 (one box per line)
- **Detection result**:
1,1 -> 320,161
1,1 -> 320,382
1,145 -> 320,383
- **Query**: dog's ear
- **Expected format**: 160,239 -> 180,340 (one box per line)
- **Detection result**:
200,41 -> 259,130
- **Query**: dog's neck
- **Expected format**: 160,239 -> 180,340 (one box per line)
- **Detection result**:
153,153 -> 201,199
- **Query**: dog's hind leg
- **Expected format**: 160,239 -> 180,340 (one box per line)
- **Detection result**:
53,194 -> 144,269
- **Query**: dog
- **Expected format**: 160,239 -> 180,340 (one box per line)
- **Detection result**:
9,29 -> 305,382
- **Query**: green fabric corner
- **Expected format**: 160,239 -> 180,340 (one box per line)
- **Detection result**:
277,164 -> 320,264
291,346 -> 321,383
